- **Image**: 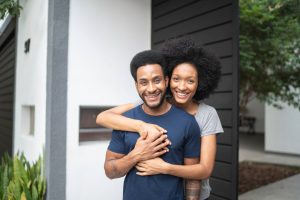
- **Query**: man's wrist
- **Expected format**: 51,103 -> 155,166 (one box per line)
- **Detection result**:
127,148 -> 141,164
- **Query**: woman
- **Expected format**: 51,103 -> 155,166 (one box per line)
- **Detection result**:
97,38 -> 223,200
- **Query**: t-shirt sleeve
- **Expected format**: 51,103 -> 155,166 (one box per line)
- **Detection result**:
107,130 -> 128,154
200,107 -> 224,136
184,118 -> 201,158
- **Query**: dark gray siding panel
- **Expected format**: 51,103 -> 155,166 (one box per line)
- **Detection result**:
0,19 -> 16,159
152,0 -> 239,199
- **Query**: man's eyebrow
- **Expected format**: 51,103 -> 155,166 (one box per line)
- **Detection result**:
137,78 -> 147,81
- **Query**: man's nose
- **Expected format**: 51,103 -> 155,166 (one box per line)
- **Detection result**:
147,82 -> 156,93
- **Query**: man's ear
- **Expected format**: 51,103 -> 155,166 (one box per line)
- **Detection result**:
165,76 -> 169,86
135,81 -> 138,89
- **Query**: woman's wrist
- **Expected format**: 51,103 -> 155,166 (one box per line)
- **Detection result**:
136,120 -> 147,136
161,162 -> 171,174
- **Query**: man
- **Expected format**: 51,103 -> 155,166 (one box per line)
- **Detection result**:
104,50 -> 200,200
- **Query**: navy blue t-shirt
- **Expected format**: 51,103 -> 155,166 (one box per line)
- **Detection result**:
108,105 -> 200,200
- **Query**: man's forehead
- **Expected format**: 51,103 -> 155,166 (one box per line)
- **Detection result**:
136,64 -> 164,78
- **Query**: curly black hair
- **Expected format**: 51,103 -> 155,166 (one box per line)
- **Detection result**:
130,50 -> 167,81
161,37 -> 222,101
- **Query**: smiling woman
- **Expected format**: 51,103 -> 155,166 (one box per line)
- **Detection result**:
169,63 -> 198,113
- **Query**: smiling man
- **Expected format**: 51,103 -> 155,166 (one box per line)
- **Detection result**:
104,50 -> 200,200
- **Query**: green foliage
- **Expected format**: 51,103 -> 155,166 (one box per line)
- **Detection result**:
0,153 -> 46,200
240,0 -> 300,112
0,0 -> 22,19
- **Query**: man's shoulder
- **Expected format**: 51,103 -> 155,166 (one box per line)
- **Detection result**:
123,105 -> 141,118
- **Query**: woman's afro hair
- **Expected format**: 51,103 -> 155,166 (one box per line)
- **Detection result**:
161,37 -> 222,101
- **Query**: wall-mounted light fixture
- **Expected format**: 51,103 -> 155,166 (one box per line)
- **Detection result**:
24,38 -> 30,53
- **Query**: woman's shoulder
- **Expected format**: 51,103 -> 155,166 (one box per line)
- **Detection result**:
196,102 -> 217,115
196,102 -> 223,135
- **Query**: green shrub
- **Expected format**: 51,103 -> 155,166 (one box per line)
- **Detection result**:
0,153 -> 46,200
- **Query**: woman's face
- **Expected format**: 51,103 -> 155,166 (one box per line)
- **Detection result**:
170,63 -> 198,105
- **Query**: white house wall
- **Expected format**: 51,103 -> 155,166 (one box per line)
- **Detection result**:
14,0 -> 48,161
265,102 -> 300,155
67,0 -> 151,199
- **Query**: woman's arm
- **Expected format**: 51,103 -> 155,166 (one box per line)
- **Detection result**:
136,135 -> 217,180
96,103 -> 167,138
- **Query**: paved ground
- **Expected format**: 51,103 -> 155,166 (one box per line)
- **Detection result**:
239,133 -> 300,166
239,174 -> 300,200
239,133 -> 300,200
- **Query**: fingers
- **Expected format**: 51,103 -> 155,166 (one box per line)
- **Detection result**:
136,164 -> 146,172
135,164 -> 154,176
136,171 -> 149,176
152,134 -> 169,147
154,142 -> 169,153
153,149 -> 167,157
154,125 -> 167,134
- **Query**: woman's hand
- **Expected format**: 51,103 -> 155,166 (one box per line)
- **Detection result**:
138,122 -> 171,152
138,122 -> 167,139
136,157 -> 169,176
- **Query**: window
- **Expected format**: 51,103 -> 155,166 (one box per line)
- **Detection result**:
22,105 -> 35,136
79,106 -> 113,143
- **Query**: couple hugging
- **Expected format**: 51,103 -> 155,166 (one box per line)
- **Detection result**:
98,38 -> 223,200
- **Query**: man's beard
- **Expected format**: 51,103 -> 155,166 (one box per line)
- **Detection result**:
139,90 -> 166,110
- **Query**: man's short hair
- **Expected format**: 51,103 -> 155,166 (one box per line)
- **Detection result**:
130,50 -> 167,81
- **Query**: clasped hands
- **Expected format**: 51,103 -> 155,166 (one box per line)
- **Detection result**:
132,123 -> 171,176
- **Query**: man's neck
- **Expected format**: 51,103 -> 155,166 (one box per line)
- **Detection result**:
142,100 -> 171,116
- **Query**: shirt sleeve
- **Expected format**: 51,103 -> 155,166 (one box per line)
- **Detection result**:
107,130 -> 128,154
201,107 -> 224,136
184,118 -> 201,158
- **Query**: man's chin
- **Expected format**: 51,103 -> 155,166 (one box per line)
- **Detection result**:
144,101 -> 161,109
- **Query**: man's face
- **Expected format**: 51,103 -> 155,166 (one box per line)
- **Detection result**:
135,64 -> 168,109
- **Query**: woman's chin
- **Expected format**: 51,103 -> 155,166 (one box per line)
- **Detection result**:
173,97 -> 189,105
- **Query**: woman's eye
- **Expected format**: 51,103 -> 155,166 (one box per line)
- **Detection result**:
172,77 -> 179,82
188,80 -> 195,84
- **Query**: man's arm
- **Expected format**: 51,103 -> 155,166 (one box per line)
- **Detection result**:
104,150 -> 139,179
184,158 -> 201,200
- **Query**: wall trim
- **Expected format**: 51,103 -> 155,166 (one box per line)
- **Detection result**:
45,0 -> 69,199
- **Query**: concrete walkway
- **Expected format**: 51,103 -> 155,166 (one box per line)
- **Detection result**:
239,174 -> 300,200
239,133 -> 300,200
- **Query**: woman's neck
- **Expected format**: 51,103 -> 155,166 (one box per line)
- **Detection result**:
170,98 -> 199,115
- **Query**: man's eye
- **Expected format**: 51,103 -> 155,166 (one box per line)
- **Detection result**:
154,78 -> 161,84
139,81 -> 147,86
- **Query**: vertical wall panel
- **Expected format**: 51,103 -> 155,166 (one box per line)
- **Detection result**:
0,18 -> 16,159
151,0 -> 239,199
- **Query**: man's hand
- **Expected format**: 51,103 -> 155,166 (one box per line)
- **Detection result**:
132,134 -> 170,162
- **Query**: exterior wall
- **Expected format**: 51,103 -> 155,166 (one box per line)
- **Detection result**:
14,0 -> 48,161
67,0 -> 151,199
265,102 -> 300,155
0,17 -> 15,158
152,0 -> 239,199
